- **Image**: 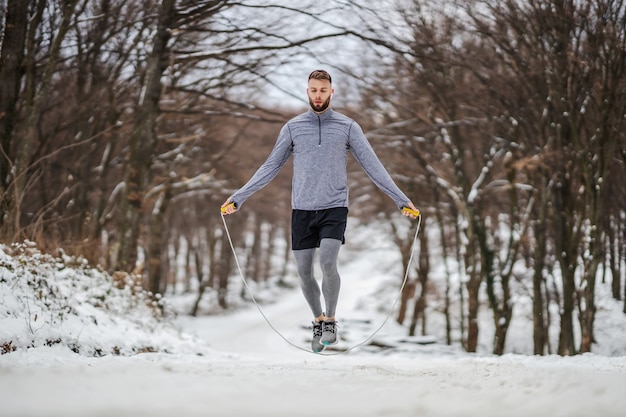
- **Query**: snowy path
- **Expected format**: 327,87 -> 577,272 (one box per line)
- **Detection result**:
2,332 -> 626,417
2,284 -> 626,417
3,353 -> 626,417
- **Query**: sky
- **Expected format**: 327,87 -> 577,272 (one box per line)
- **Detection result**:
1,222 -> 626,417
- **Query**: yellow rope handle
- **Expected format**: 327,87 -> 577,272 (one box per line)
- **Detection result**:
402,207 -> 421,218
220,202 -> 237,214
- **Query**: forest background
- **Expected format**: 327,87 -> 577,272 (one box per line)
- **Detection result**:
0,0 -> 625,357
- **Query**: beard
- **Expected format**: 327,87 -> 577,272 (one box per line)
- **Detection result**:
309,96 -> 331,112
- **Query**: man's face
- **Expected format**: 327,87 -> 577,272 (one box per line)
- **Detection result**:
307,78 -> 333,112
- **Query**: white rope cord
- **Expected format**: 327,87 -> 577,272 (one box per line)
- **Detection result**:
220,212 -> 422,356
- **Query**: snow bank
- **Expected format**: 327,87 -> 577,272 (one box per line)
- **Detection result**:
0,242 -> 202,357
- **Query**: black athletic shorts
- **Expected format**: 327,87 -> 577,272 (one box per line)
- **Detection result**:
291,207 -> 348,250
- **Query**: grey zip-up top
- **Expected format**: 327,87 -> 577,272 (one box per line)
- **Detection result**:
230,108 -> 411,211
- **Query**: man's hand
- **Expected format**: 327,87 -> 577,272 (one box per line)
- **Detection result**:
221,198 -> 238,215
402,202 -> 420,219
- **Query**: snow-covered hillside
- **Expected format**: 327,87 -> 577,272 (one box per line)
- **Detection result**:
0,241 -> 200,357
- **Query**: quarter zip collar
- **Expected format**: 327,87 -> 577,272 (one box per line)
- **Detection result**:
308,108 -> 333,147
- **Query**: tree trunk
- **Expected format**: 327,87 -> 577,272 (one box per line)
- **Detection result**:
0,0 -> 30,233
466,278 -> 480,353
529,176 -> 552,355
437,211 -> 453,345
608,218 -> 622,301
409,227 -> 429,336
532,220 -> 547,355
455,216 -> 466,348
465,220 -> 482,353
578,276 -> 597,353
217,230 -> 234,309
396,245 -> 415,324
249,219 -> 262,283
276,226 -> 291,286
146,188 -> 172,295
395,227 -> 412,325
398,281 -> 415,326
114,0 -> 176,273
477,215 -> 511,355
556,229 -> 577,356
191,226 -> 218,316
558,273 -> 576,356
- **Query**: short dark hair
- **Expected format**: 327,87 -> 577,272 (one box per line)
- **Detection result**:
308,69 -> 332,84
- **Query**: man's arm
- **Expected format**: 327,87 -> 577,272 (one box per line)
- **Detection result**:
348,121 -> 416,215
221,125 -> 292,214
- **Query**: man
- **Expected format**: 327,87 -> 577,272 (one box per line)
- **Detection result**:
221,69 -> 418,352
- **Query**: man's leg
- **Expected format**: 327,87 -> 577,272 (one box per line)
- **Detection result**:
293,248 -> 323,318
319,238 -> 342,319
318,238 -> 341,346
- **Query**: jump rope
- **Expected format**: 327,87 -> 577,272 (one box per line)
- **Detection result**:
220,204 -> 422,356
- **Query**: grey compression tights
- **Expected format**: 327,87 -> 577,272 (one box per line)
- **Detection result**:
292,238 -> 342,319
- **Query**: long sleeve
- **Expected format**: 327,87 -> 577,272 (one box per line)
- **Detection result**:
348,122 -> 411,210
230,124 -> 293,208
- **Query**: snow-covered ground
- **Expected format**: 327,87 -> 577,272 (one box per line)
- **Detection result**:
1,224 -> 626,417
